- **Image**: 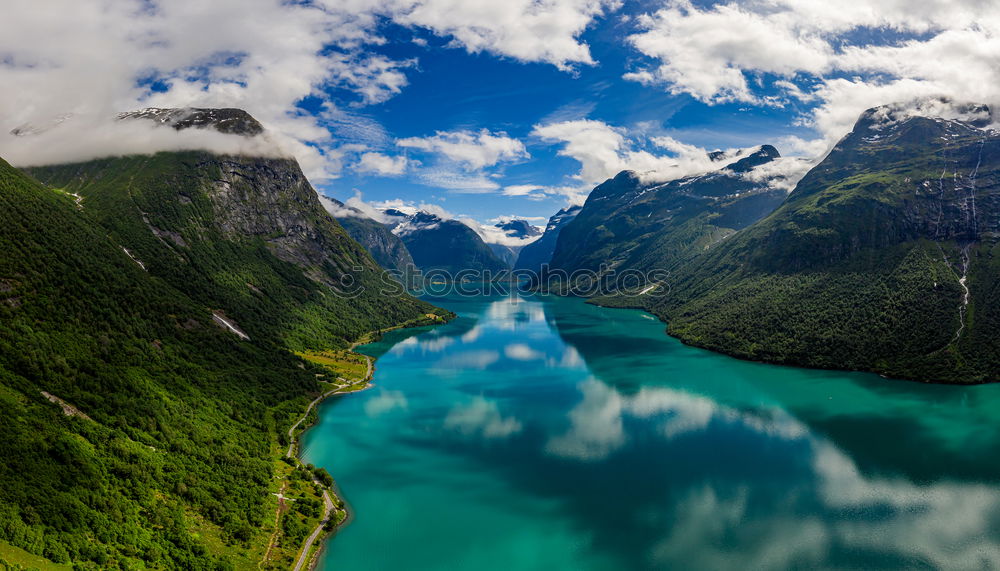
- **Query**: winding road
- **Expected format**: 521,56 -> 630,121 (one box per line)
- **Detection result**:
287,353 -> 373,571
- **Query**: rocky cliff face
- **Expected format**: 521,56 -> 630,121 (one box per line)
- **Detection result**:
25,108 -> 436,349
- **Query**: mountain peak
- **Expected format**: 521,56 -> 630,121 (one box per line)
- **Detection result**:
725,145 -> 780,173
117,107 -> 264,136
856,98 -> 993,133
495,219 -> 542,238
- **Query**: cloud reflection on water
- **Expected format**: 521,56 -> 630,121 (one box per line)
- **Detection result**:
445,396 -> 523,439
546,376 -> 1000,569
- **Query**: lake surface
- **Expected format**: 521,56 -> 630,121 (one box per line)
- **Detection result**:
302,291 -> 1000,570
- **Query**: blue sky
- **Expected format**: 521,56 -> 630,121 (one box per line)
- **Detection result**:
3,0 -> 997,229
314,7 -> 819,223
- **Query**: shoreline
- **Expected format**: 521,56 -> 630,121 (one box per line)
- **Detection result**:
578,294 -> 993,386
288,312 -> 453,570
287,367 -> 373,571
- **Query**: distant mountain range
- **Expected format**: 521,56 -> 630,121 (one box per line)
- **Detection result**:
387,210 -> 510,275
322,198 -> 416,273
544,145 -> 792,291
327,205 -> 543,277
490,219 -> 542,267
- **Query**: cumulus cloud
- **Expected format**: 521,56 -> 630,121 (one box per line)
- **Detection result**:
532,119 -> 769,186
2,115 -> 293,168
0,0 -> 384,178
0,0 -> 616,176
388,0 -> 622,70
397,129 -> 528,170
502,184 -> 591,205
356,152 -> 413,176
389,128 -> 531,192
624,0 -> 1000,149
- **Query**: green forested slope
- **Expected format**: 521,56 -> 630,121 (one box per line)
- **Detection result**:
0,147 -> 445,567
27,152 -> 435,350
1,156 -> 316,567
652,102 -> 1000,383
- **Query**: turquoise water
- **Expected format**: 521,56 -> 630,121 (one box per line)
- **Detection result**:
302,291 -> 1000,570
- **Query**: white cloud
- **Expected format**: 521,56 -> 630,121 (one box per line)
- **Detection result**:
397,129 -> 528,170
2,115 -> 293,168
491,215 -> 547,223
741,156 -> 816,192
504,343 -> 545,360
387,0 -> 622,70
363,390 -> 408,416
415,169 -> 503,192
0,0 -> 617,178
328,54 -> 416,106
502,184 -> 546,197
392,128 -> 531,192
460,218 -> 543,247
626,2 -> 831,104
532,119 -> 757,186
546,378 -> 805,461
502,184 -> 592,205
319,191 -> 397,223
532,119 -> 629,184
0,0 -> 398,179
437,350 -> 501,370
624,0 -> 1000,150
356,152 -> 412,176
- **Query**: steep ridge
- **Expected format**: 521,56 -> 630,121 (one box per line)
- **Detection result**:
0,156 -> 330,566
514,205 -> 581,275
386,210 -> 509,276
27,109 -> 435,350
1,108 -> 452,565
543,146 -> 791,292
323,197 -> 416,274
655,99 -> 1000,383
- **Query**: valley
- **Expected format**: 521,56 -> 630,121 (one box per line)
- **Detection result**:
3,4 -> 999,566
